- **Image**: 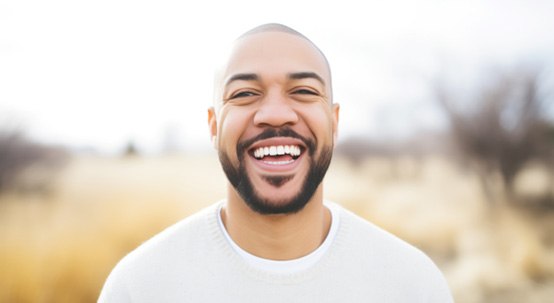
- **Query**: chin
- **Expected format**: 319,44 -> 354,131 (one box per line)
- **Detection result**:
219,142 -> 333,215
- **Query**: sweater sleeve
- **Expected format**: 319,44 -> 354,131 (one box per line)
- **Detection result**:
418,250 -> 454,303
430,268 -> 455,303
97,262 -> 133,303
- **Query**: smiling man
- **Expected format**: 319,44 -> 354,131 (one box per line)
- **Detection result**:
99,23 -> 453,302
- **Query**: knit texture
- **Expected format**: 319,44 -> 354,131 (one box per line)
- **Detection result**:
99,202 -> 453,302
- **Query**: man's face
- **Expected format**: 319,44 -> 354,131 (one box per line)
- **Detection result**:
209,31 -> 339,215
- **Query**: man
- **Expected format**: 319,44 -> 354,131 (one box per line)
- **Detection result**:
99,23 -> 453,302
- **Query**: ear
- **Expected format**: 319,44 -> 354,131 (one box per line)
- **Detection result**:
332,103 -> 340,142
207,107 -> 218,149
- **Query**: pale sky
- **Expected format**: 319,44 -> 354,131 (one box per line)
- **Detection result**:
1,0 -> 553,154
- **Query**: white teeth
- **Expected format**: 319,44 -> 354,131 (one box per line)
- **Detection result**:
264,160 -> 294,165
252,145 -> 302,159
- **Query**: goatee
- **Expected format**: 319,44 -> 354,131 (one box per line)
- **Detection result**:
218,128 -> 333,215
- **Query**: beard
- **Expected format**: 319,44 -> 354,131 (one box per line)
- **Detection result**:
218,128 -> 333,215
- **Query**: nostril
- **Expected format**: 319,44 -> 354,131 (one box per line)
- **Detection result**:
253,106 -> 299,127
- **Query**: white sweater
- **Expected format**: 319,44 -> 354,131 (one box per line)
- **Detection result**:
99,202 -> 453,302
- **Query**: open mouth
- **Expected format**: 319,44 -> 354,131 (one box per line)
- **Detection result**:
248,138 -> 306,169
250,144 -> 303,165
238,128 -> 312,170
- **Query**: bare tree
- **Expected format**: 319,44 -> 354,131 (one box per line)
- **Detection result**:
0,128 -> 68,195
436,67 -> 553,205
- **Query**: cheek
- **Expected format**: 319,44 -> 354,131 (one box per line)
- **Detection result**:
298,106 -> 335,142
217,108 -> 253,157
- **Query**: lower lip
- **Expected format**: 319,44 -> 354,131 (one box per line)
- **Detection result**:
249,153 -> 304,172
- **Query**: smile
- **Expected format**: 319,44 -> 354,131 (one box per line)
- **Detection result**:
253,145 -> 301,159
248,141 -> 305,168
251,144 -> 303,166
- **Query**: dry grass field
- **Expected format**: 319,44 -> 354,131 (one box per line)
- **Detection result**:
0,154 -> 553,302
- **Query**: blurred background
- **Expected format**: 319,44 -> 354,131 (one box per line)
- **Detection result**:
1,0 -> 554,302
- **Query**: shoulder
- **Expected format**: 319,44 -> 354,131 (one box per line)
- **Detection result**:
127,202 -> 220,261
327,202 -> 453,302
332,202 -> 428,260
98,202 -> 224,302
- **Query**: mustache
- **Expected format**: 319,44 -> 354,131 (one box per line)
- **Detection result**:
237,127 -> 315,158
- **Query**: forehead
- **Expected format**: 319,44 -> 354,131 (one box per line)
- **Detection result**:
222,31 -> 331,84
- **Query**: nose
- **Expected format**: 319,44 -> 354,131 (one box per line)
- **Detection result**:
253,92 -> 298,127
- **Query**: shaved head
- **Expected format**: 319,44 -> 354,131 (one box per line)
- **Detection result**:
213,23 -> 333,107
238,23 -> 331,87
238,23 -> 310,40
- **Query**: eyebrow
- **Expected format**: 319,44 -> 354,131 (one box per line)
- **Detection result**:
225,73 -> 259,86
224,71 -> 325,87
288,72 -> 325,86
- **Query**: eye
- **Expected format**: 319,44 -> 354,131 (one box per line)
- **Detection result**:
230,91 -> 259,99
292,88 -> 319,96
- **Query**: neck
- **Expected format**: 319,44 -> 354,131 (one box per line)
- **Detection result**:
221,185 -> 331,260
